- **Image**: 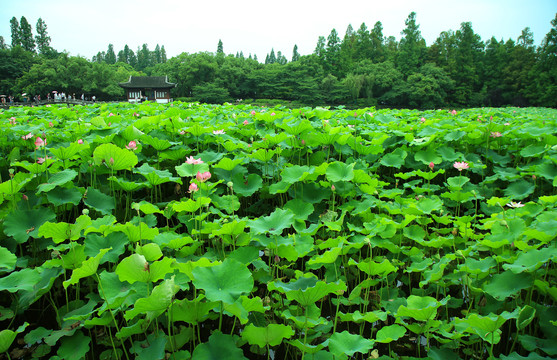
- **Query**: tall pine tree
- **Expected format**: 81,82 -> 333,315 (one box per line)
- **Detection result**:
35,18 -> 51,55
396,12 -> 426,77
19,16 -> 36,52
10,17 -> 21,48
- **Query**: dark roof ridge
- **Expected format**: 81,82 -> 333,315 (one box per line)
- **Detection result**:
119,76 -> 177,89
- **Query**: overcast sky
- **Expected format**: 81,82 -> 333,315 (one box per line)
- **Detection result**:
1,0 -> 555,61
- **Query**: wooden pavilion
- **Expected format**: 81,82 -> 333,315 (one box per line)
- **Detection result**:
118,76 -> 176,103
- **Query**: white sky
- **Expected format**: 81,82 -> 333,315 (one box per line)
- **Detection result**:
1,0 -> 555,61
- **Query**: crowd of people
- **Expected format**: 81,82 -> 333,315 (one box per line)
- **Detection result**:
0,92 -> 97,105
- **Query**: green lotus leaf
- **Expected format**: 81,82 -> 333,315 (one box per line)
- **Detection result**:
231,173 -> 263,197
56,330 -> 90,360
108,176 -> 148,191
49,141 -> 89,161
414,149 -> 442,165
134,163 -> 181,186
356,259 -> 397,277
172,197 -> 211,212
192,331 -> 248,360
242,323 -> 294,348
535,161 -> 557,181
46,186 -> 83,206
248,208 -> 295,235
282,165 -> 315,183
0,322 -> 29,354
518,334 -> 557,356
328,330 -> 374,357
0,246 -> 17,272
213,157 -> 243,171
380,148 -> 407,168
520,144 -> 546,158
192,258 -> 254,304
517,305 -> 536,331
130,333 -> 166,360
416,197 -> 443,214
0,172 -> 33,195
0,268 -> 41,293
140,134 -> 172,151
63,248 -> 111,288
125,277 -> 178,320
93,143 -> 138,170
404,225 -> 426,242
137,243 -> 163,262
483,270 -> 532,301
39,215 -> 92,243
250,148 -> 276,162
84,187 -> 115,215
326,161 -> 355,182
444,130 -> 466,142
500,351 -> 554,360
133,200 -> 163,215
115,253 -> 172,284
396,295 -> 442,322
284,199 -> 314,221
175,162 -> 209,177
375,324 -> 407,343
212,194 -> 240,214
268,273 -> 346,306
37,169 -> 78,193
503,246 -> 556,273
307,247 -> 342,267
171,295 -> 218,325
504,179 -> 535,200
3,208 -> 56,243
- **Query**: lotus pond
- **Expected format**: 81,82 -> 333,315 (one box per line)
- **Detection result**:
0,102 -> 556,360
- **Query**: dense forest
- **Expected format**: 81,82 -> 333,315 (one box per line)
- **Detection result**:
1,12 -> 556,108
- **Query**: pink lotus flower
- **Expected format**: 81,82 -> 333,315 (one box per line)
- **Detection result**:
77,139 -> 84,144
453,161 -> 469,171
243,120 -> 249,125
35,137 -> 46,149
134,112 -> 140,117
109,113 -> 115,117
301,139 -> 305,146
188,182 -> 199,193
450,110 -> 457,115
490,132 -> 502,138
507,201 -> 524,208
420,117 -> 426,123
271,112 -> 276,116
48,122 -> 53,127
213,129 -> 225,135
37,156 -> 52,164
331,185 -> 336,192
180,130 -> 186,135
196,171 -> 211,182
489,116 -> 493,121
9,117 -> 17,125
185,156 -> 203,164
22,133 -> 33,140
504,122 -> 510,126
251,110 -> 256,115
126,140 -> 138,151
429,162 -> 434,170
354,112 -> 358,117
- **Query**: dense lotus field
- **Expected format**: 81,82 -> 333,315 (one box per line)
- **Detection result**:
0,102 -> 556,360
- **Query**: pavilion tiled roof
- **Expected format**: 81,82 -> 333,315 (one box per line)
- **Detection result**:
119,76 -> 176,89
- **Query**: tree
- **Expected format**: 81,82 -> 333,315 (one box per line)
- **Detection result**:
339,24 -> 357,75
517,27 -> 534,48
452,22 -> 484,105
0,36 -> 7,50
161,45 -> 167,63
396,12 -> 426,77
532,14 -> 557,106
266,49 -> 276,64
19,16 -> 36,52
325,28 -> 341,75
314,36 -> 326,62
35,18 -> 52,55
105,44 -> 116,64
10,17 -> 20,48
154,44 -> 162,64
292,44 -> 300,62
355,22 -> 371,60
137,44 -> 152,70
217,39 -> 224,55
370,21 -> 385,62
